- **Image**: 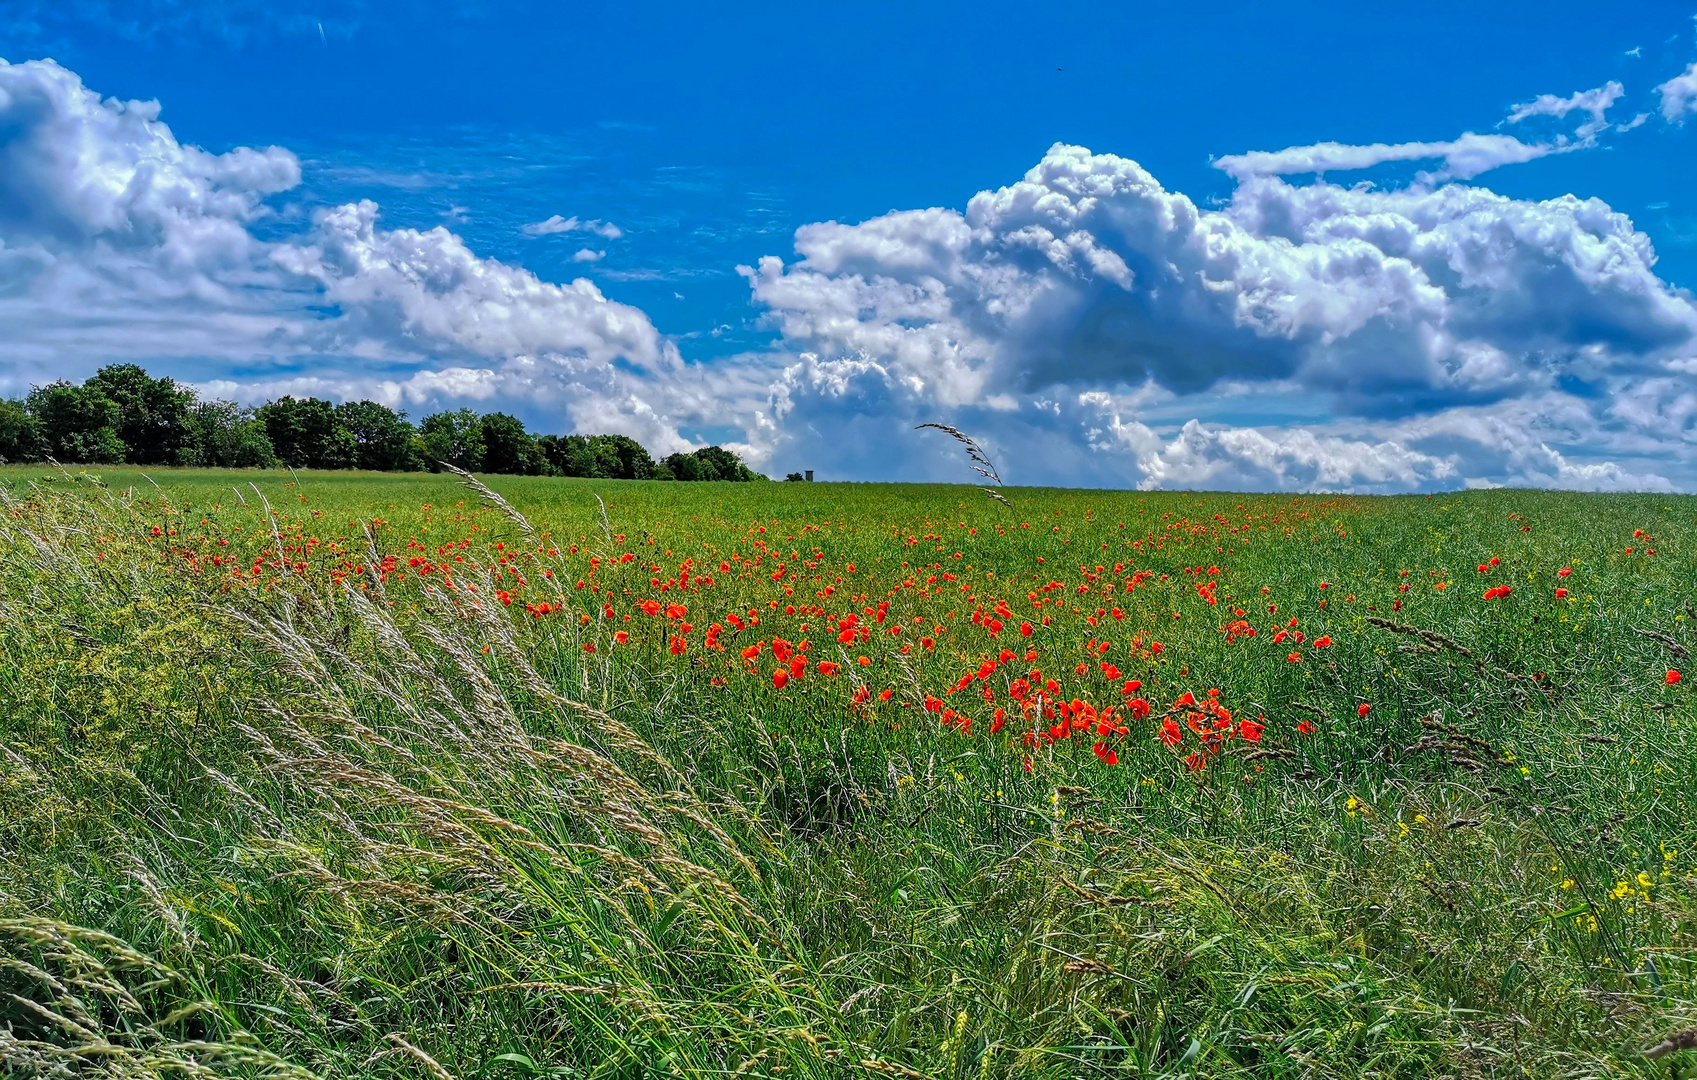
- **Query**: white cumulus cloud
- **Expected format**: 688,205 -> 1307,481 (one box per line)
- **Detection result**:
1656,62 -> 1697,122
0,57 -> 750,457
745,141 -> 1697,490
2,57 -> 1693,493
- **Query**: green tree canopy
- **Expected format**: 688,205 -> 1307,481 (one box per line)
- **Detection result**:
26,382 -> 125,464
83,364 -> 197,466
692,444 -> 758,482
538,434 -> 599,477
660,445 -> 760,482
188,400 -> 277,469
589,434 -> 656,480
419,409 -> 486,472
3,364 -> 771,480
257,396 -> 356,470
335,401 -> 419,472
479,413 -> 546,475
0,400 -> 43,463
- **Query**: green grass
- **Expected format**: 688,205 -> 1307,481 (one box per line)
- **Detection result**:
1,464 -> 1695,1078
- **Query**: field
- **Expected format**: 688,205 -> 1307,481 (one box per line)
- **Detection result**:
1,465 -> 1695,1079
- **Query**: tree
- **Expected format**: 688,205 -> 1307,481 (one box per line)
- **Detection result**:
660,451 -> 705,481
188,400 -> 277,468
257,396 -> 355,469
538,434 -> 602,478
419,409 -> 485,471
588,434 -> 655,480
659,445 -> 760,482
27,382 -> 125,463
479,413 -> 546,475
0,400 -> 43,463
84,364 -> 197,465
335,401 -> 419,472
692,445 -> 758,481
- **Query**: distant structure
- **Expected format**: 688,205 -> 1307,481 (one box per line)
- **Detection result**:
806,470 -> 814,482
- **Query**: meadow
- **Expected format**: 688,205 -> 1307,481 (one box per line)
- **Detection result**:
1,464 -> 1694,1079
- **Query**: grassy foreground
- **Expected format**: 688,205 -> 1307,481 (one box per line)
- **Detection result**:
1,465 -> 1695,1079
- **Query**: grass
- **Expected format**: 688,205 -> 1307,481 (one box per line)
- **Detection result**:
1,463 -> 1694,1078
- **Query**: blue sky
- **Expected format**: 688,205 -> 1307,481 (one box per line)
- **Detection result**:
5,1 -> 1697,489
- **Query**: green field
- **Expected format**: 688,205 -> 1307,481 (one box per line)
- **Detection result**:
2,465 -> 1695,1078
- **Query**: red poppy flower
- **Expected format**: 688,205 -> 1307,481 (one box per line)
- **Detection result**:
772,669 -> 789,689
1160,717 -> 1183,746
1668,670 -> 1683,686
1357,703 -> 1370,717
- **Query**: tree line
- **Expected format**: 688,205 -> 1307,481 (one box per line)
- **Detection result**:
0,365 -> 766,481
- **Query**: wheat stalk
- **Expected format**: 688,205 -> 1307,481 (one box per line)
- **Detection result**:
914,423 -> 1012,507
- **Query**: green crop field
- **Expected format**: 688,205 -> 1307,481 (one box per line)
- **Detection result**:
2,465 -> 1695,1078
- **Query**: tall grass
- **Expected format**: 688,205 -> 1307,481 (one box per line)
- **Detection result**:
2,468 -> 1695,1077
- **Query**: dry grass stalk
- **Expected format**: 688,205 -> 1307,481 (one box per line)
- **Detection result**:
915,423 -> 1013,507
0,918 -> 318,1080
378,1033 -> 458,1080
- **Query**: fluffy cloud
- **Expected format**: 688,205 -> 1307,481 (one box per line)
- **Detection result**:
271,200 -> 668,367
749,144 -> 1695,411
1093,398 -> 1675,494
746,141 -> 1697,490
521,214 -> 623,240
0,57 -> 755,456
1657,62 -> 1697,122
0,58 -> 311,384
